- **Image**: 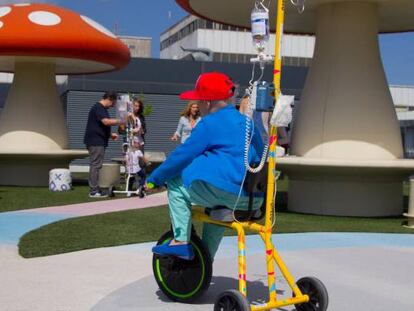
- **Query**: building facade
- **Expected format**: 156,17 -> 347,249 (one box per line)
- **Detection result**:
119,35 -> 152,58
160,15 -> 314,67
63,58 -> 308,166
392,85 -> 414,157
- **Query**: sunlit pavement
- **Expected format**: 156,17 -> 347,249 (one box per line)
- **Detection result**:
1,232 -> 414,310
1,196 -> 414,310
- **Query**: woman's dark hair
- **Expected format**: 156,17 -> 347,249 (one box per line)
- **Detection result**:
132,98 -> 144,115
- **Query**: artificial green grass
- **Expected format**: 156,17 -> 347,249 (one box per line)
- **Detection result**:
19,205 -> 413,258
6,177 -> 413,258
19,206 -> 172,258
0,177 -> 285,213
0,184 -> 166,213
1,177 -> 408,213
0,186 -> 112,213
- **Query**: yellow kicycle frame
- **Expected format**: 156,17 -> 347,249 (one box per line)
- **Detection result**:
190,1 -> 312,310
151,1 -> 328,310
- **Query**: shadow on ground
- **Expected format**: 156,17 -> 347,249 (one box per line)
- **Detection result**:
91,274 -> 290,311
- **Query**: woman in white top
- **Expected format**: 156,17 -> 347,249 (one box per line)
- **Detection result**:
171,101 -> 201,144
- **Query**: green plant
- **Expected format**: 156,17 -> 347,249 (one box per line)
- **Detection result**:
143,104 -> 153,117
133,92 -> 153,117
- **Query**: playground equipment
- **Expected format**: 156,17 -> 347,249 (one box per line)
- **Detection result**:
152,1 -> 328,310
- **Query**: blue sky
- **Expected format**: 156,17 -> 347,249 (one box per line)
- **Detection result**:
3,0 -> 414,86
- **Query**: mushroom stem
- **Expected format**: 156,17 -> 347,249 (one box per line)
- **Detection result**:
0,62 -> 68,151
290,1 -> 403,160
287,1 -> 404,216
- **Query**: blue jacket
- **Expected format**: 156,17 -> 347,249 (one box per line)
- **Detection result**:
148,105 -> 264,195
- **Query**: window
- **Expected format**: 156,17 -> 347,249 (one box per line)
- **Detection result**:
213,53 -> 223,62
198,19 -> 206,29
230,53 -> 238,63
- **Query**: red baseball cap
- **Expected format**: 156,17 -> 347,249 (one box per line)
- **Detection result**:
180,72 -> 235,101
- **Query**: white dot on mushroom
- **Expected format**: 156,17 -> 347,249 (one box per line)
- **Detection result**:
81,15 -> 117,38
28,11 -> 61,26
0,6 -> 11,18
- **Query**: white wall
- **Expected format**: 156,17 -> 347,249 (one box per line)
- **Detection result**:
160,15 -> 197,42
390,85 -> 414,108
161,28 -> 315,59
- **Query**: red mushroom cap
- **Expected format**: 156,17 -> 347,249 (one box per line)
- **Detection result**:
0,3 -> 130,74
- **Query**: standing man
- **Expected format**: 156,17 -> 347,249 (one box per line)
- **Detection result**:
84,91 -> 122,198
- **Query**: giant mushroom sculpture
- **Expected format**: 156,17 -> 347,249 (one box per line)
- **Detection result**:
177,0 -> 414,216
0,3 -> 130,186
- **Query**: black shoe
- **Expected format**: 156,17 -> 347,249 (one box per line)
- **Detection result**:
89,191 -> 108,198
138,186 -> 146,198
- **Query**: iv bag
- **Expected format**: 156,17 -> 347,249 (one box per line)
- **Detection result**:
116,94 -> 130,123
251,5 -> 269,52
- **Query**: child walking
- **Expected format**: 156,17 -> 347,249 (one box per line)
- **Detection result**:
125,138 -> 147,198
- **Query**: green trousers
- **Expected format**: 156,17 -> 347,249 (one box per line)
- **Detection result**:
166,177 -> 263,259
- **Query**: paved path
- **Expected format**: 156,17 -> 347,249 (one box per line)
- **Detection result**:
16,191 -> 169,217
0,192 -> 168,245
1,194 -> 414,310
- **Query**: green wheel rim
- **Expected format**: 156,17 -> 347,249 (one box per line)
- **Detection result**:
155,238 -> 206,299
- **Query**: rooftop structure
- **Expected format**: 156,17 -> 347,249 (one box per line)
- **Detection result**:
160,15 -> 314,66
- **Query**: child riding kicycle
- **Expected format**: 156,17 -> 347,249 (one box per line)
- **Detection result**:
147,72 -> 264,260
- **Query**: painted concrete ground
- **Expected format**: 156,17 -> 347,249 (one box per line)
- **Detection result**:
1,193 -> 414,310
0,191 -> 169,245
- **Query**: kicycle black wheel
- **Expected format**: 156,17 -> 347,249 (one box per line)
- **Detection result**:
214,289 -> 251,311
152,230 -> 212,303
294,277 -> 329,311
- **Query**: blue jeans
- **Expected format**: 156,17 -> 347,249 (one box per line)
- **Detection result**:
127,170 -> 146,190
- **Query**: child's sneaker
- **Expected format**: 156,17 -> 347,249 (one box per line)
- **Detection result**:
89,191 -> 108,198
152,242 -> 194,260
139,189 -> 146,198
